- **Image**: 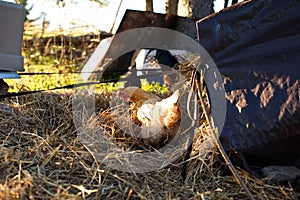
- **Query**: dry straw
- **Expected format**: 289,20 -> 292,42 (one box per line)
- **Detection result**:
0,76 -> 298,199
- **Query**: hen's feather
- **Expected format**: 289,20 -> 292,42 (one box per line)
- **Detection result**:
119,86 -> 161,107
119,87 -> 181,148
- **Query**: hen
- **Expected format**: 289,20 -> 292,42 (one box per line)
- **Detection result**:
118,87 -> 181,148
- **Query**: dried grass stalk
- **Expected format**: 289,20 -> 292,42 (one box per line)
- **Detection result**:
0,89 -> 298,199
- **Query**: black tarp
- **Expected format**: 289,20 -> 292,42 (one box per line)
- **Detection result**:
197,0 -> 300,167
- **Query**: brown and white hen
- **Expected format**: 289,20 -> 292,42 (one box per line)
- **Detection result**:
118,87 -> 181,148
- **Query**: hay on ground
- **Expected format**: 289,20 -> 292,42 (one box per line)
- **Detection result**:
0,90 -> 298,200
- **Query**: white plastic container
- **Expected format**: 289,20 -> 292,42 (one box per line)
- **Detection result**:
0,1 -> 24,72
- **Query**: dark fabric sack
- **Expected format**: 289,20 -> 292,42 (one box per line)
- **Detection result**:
197,0 -> 300,167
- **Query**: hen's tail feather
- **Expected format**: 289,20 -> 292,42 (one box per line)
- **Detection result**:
169,89 -> 180,104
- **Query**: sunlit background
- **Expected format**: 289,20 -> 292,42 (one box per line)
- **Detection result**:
4,0 -> 244,33
5,0 -> 166,33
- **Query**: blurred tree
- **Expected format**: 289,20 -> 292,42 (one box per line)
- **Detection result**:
177,0 -> 213,19
166,0 -> 178,14
56,0 -> 108,8
224,0 -> 238,8
14,0 -> 34,22
146,0 -> 153,11
165,0 -> 214,18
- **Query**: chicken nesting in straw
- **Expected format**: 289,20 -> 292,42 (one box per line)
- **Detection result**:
118,87 -> 181,148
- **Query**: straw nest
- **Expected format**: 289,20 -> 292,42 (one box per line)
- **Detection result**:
0,85 -> 298,200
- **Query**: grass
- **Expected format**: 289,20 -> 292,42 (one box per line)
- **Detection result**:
5,54 -> 122,94
4,43 -> 83,92
5,57 -> 169,94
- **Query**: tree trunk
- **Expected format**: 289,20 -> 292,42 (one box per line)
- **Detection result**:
175,0 -> 214,39
146,0 -> 153,12
166,0 -> 179,15
177,0 -> 213,19
0,79 -> 8,96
